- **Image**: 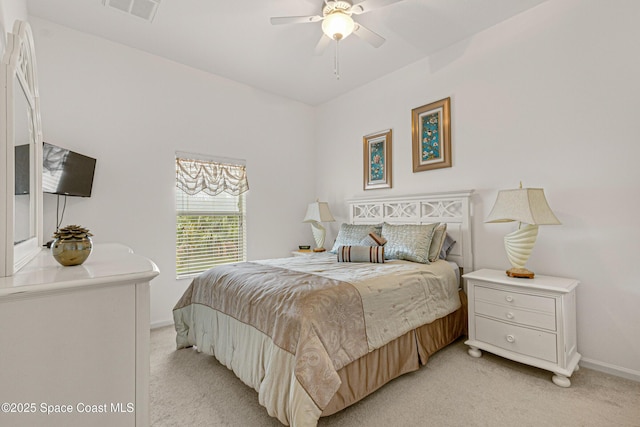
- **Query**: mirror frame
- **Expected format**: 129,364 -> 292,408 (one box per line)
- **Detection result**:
1,20 -> 43,276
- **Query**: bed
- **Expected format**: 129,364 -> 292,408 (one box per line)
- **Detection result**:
173,190 -> 474,426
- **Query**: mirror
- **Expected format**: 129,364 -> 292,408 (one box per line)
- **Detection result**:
1,20 -> 43,276
14,75 -> 35,244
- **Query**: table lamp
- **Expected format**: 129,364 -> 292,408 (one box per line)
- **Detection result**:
486,185 -> 561,278
303,201 -> 335,252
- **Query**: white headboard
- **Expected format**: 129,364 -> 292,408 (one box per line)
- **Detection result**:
346,190 -> 474,274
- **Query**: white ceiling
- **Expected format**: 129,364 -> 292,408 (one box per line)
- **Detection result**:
26,0 -> 547,106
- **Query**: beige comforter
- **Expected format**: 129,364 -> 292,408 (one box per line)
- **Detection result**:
173,254 -> 459,426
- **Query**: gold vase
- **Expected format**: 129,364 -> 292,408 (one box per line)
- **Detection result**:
51,237 -> 93,266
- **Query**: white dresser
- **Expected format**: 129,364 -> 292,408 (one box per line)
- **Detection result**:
464,269 -> 580,387
0,243 -> 159,426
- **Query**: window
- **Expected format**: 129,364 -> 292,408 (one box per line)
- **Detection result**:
175,154 -> 249,278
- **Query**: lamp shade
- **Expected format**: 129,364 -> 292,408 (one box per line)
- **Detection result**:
303,201 -> 335,223
322,11 -> 355,41
485,188 -> 561,225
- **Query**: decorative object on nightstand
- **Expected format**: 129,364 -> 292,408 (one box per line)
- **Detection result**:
464,269 -> 580,387
293,246 -> 312,256
485,184 -> 561,278
303,200 -> 335,252
51,225 -> 93,266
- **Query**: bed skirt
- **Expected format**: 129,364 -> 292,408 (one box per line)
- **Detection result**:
175,290 -> 467,426
321,290 -> 468,416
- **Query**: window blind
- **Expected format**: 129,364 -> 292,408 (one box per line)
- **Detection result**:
175,156 -> 248,278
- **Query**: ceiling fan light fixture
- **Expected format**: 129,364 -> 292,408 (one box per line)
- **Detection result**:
322,11 -> 355,41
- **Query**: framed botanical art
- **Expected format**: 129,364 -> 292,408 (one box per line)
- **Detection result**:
411,97 -> 451,172
363,129 -> 392,190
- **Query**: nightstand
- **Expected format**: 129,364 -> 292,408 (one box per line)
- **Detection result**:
464,269 -> 581,387
291,250 -> 328,257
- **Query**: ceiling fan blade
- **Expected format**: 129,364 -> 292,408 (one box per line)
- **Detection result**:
353,23 -> 386,48
350,0 -> 404,15
270,15 -> 323,25
314,35 -> 332,55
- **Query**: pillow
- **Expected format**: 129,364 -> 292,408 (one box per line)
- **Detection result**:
360,232 -> 387,247
439,233 -> 456,260
428,223 -> 447,262
337,246 -> 385,263
381,223 -> 439,264
330,223 -> 382,253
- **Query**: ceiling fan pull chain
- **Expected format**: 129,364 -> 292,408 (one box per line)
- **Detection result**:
334,39 -> 340,80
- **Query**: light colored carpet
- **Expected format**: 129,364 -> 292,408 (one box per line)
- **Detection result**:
150,326 -> 640,426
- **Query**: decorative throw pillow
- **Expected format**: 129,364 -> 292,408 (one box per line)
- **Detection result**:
428,223 -> 447,262
337,246 -> 385,263
439,233 -> 456,259
381,222 -> 439,264
330,223 -> 382,253
360,232 -> 387,247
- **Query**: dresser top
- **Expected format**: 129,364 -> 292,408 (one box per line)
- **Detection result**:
0,243 -> 159,298
463,268 -> 579,293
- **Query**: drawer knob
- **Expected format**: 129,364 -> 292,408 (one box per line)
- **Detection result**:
506,312 -> 514,319
505,295 -> 514,302
506,334 -> 516,343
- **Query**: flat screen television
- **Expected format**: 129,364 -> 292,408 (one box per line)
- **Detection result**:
42,142 -> 96,197
15,144 -> 30,195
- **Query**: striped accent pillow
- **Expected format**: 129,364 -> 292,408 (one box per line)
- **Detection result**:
337,245 -> 385,263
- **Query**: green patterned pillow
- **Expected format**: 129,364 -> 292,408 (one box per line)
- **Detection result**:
381,223 -> 439,263
428,223 -> 447,262
330,223 -> 382,253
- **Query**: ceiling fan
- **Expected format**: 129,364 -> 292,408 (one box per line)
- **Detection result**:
270,0 -> 404,56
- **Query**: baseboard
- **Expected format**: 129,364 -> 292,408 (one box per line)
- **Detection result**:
580,357 -> 640,382
151,319 -> 174,330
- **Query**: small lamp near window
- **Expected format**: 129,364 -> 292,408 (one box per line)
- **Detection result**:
486,184 -> 561,278
303,200 -> 335,252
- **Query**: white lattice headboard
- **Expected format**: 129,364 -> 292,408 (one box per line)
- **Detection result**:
347,190 -> 474,274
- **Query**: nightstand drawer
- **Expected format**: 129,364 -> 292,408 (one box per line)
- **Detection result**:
475,316 -> 557,363
475,285 -> 555,313
475,300 -> 556,331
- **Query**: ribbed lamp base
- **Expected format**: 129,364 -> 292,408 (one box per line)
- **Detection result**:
503,224 -> 538,279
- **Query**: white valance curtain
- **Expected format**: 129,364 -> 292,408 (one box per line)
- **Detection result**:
176,157 -> 249,196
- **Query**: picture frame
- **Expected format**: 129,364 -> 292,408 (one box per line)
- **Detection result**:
411,97 -> 451,172
363,129 -> 392,190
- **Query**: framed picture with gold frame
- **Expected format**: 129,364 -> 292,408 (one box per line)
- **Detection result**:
363,129 -> 392,190
411,97 -> 451,172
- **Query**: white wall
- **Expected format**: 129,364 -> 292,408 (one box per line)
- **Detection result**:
29,17 -> 317,327
316,0 -> 640,377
